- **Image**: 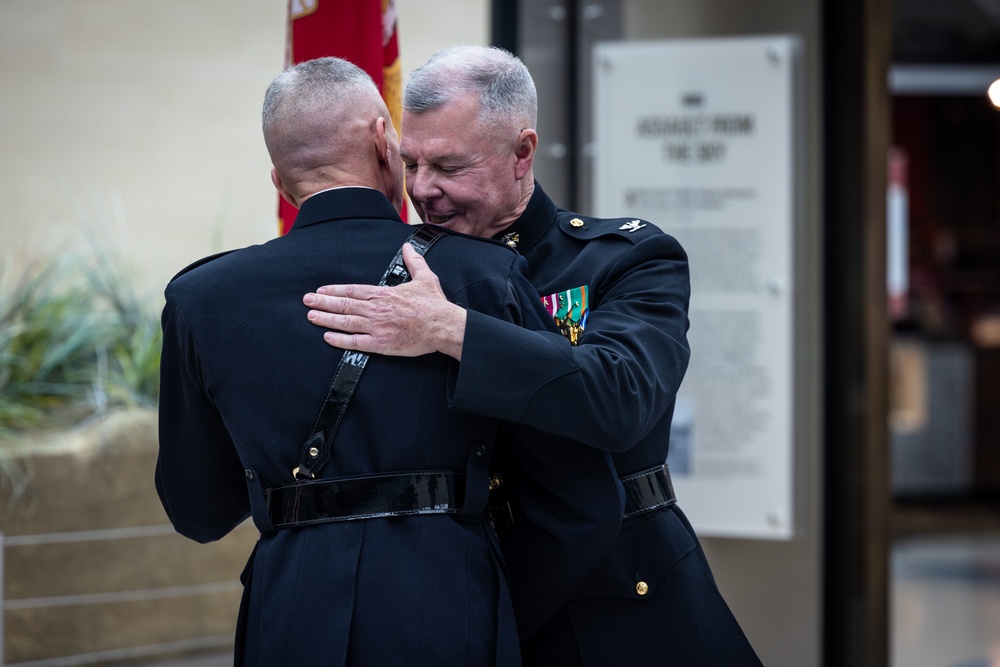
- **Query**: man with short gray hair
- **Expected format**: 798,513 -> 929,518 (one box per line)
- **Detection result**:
305,45 -> 763,666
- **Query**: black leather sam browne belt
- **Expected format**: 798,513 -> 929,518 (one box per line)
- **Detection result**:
487,463 -> 678,541
622,464 -> 677,519
266,471 -> 465,528
291,225 -> 447,481
264,226 -> 462,529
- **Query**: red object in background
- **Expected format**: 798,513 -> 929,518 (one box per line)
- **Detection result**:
279,0 -> 405,234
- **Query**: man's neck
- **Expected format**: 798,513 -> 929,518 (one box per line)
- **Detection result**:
299,184 -> 376,205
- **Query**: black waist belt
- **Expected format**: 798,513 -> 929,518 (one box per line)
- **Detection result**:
265,471 -> 465,529
621,464 -> 677,519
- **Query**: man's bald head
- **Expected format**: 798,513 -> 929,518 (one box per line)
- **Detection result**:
262,57 -> 403,209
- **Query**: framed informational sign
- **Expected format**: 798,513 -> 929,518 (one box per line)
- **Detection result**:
593,36 -> 801,539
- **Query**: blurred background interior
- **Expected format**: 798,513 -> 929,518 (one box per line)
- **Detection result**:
890,1 -> 1000,666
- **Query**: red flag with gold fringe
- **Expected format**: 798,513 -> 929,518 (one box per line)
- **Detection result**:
279,0 -> 405,234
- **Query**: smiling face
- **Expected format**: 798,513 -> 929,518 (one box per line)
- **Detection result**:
399,92 -> 535,238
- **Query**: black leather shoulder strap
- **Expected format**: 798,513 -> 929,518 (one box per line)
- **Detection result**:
293,225 -> 448,479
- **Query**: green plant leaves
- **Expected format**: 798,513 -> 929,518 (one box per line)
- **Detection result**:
0,250 -> 162,436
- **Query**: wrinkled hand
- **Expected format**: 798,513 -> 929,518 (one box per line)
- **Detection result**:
304,243 -> 467,359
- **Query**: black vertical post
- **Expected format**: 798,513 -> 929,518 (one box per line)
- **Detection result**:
491,0 -> 519,54
823,0 -> 892,664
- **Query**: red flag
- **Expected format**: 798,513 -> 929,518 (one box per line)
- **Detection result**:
279,0 -> 405,234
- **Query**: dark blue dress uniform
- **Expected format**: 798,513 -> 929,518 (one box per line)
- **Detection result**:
450,183 -> 764,666
155,187 -> 622,666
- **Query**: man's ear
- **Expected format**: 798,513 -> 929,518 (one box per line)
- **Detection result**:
514,128 -> 538,180
271,167 -> 297,207
374,116 -> 391,167
373,116 -> 403,212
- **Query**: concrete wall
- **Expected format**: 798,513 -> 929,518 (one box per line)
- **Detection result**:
0,0 -> 488,299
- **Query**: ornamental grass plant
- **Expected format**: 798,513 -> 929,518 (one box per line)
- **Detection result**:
0,247 -> 161,438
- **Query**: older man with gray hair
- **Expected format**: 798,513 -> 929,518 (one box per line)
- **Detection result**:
305,45 -> 763,666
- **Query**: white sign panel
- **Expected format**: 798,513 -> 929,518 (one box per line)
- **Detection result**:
593,36 -> 800,539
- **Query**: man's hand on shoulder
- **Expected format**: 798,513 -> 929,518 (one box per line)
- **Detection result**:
304,243 -> 467,360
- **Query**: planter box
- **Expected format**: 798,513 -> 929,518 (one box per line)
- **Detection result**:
0,408 -> 257,665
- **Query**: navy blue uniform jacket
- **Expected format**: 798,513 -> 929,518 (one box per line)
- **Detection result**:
449,183 -> 763,666
155,187 -> 622,666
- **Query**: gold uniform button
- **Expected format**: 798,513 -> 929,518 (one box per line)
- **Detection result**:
570,218 -> 585,228
635,581 -> 649,596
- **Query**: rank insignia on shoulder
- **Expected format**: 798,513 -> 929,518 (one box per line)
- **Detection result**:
541,285 -> 589,346
619,220 -> 647,233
